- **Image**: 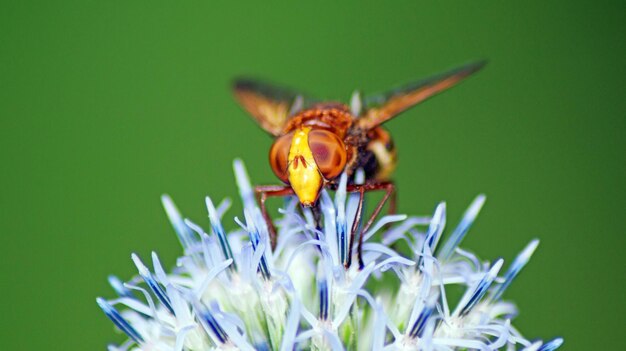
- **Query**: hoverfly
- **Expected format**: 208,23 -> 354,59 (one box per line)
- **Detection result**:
233,60 -> 486,268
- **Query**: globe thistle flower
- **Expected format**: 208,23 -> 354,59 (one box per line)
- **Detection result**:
97,160 -> 563,350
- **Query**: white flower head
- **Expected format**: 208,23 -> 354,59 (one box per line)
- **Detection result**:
98,160 -> 562,350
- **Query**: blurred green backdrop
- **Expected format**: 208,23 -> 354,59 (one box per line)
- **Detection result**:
1,1 -> 624,350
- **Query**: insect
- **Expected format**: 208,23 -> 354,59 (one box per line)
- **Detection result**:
233,60 -> 486,268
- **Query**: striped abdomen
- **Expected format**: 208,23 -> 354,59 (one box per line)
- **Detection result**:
346,126 -> 397,182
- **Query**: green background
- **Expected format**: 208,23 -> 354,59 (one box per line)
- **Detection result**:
1,1 -> 624,350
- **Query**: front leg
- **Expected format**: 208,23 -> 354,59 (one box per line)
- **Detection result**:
254,185 -> 294,250
344,181 -> 396,269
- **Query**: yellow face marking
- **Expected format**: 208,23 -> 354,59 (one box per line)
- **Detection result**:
288,127 -> 323,206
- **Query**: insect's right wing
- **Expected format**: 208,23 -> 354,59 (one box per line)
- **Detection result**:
357,60 -> 487,130
233,78 -> 315,136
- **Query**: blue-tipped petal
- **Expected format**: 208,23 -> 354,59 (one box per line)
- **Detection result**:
206,196 -> 236,268
233,159 -> 257,210
96,297 -> 144,344
416,202 -> 445,270
438,194 -> 486,261
216,197 -> 232,218
242,209 -> 271,280
539,337 -> 564,351
316,264 -> 331,321
151,252 -> 170,285
489,239 -> 539,301
108,275 -> 133,299
191,299 -> 228,344
408,296 -> 437,339
335,173 -> 349,266
318,279 -> 329,321
425,202 -> 446,253
131,253 -> 175,315
161,195 -> 195,250
456,259 -> 504,317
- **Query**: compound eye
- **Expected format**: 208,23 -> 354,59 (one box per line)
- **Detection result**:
308,129 -> 347,180
269,132 -> 294,183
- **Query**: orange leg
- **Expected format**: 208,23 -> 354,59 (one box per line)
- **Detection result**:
342,182 -> 396,269
254,185 -> 294,250
255,181 -> 396,270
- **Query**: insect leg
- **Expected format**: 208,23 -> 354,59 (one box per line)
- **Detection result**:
254,185 -> 294,250
389,185 -> 397,215
345,186 -> 365,269
356,182 -> 396,233
344,182 -> 396,269
383,185 -> 398,231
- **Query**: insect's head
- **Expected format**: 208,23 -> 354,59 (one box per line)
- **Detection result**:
269,126 -> 347,206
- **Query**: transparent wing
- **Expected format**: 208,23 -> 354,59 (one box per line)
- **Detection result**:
357,60 -> 487,130
233,78 -> 316,136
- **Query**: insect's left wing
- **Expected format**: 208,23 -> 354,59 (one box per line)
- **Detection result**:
233,78 -> 314,136
357,60 -> 487,130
